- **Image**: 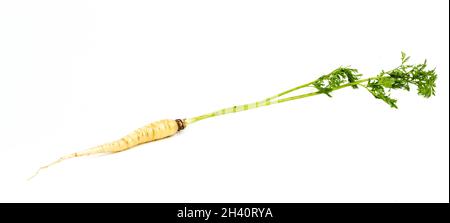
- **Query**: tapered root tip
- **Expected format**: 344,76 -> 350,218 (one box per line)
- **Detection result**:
27,168 -> 43,181
27,155 -> 73,181
27,163 -> 53,181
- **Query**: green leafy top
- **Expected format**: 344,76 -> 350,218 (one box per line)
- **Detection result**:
311,52 -> 437,108
364,52 -> 437,108
312,67 -> 362,97
187,52 -> 437,124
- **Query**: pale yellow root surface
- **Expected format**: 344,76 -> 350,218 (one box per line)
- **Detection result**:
28,119 -> 179,180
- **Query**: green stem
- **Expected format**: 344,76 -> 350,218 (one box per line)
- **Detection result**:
276,78 -> 372,104
333,78 -> 371,90
185,77 -> 374,125
264,80 -> 316,101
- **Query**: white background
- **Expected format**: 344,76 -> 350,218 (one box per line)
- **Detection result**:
0,0 -> 448,203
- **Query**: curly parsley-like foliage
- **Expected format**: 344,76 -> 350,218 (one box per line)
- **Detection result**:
313,67 -> 362,97
309,52 -> 436,108
365,52 -> 437,108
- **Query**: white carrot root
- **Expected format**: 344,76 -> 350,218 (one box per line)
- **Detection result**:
29,119 -> 182,180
